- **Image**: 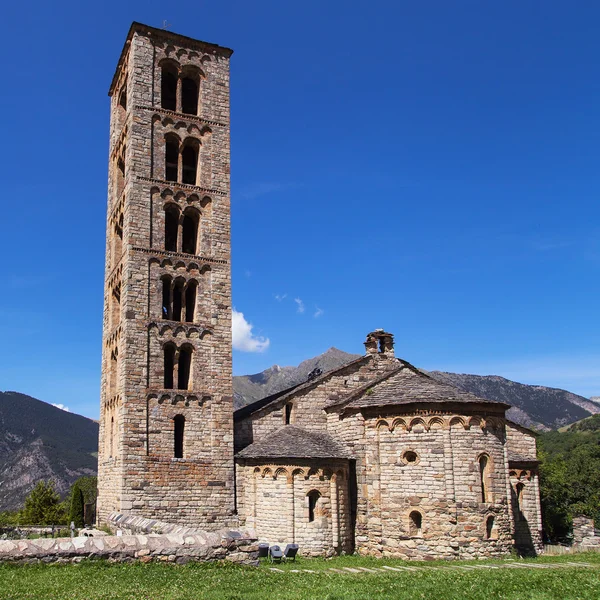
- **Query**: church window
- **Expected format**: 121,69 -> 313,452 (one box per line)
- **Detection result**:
284,402 -> 293,425
181,208 -> 199,254
485,515 -> 495,539
172,279 -> 184,322
307,490 -> 320,522
173,415 -> 185,458
164,204 -> 179,251
516,482 -> 525,520
181,143 -> 198,185
110,416 -> 115,458
409,511 -> 422,537
181,75 -> 199,115
178,345 -> 193,390
118,85 -> 127,111
402,450 -> 418,464
479,454 -> 493,503
185,280 -> 197,323
164,343 -> 176,389
161,65 -> 178,111
161,276 -> 172,319
165,137 -> 179,182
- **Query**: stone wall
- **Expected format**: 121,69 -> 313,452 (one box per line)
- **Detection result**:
235,353 -> 397,452
353,408 -> 513,559
0,528 -> 258,565
97,25 -> 235,526
237,459 -> 351,556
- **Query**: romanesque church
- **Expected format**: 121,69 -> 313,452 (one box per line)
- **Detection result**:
97,23 -> 542,560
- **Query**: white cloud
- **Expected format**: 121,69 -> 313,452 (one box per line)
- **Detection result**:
275,293 -> 287,302
232,309 -> 270,353
314,307 -> 324,318
294,298 -> 305,314
52,403 -> 70,412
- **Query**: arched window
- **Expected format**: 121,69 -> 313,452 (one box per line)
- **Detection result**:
409,511 -> 422,537
485,515 -> 495,539
181,209 -> 199,254
516,482 -> 525,520
479,455 -> 492,503
307,490 -> 320,522
178,345 -> 193,390
161,65 -> 178,111
185,280 -> 197,323
109,416 -> 115,458
164,204 -> 179,252
181,142 -> 198,185
161,276 -> 172,319
285,403 -> 293,425
164,344 -> 176,389
173,415 -> 185,458
181,76 -> 199,115
172,279 -> 184,322
165,137 -> 179,182
118,85 -> 127,111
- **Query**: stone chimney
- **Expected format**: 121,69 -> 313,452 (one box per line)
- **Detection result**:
364,329 -> 395,358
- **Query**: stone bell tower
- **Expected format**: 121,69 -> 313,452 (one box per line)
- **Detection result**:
97,22 -> 235,526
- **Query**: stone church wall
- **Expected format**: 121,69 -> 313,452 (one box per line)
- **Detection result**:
237,460 -> 352,556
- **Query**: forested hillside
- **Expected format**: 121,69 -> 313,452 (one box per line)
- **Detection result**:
538,415 -> 600,541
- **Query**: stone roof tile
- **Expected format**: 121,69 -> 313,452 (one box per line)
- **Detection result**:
236,425 -> 352,460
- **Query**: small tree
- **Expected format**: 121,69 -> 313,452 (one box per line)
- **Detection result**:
69,482 -> 85,528
19,481 -> 67,525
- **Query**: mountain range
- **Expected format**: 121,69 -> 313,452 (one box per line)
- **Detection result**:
1,349 -> 597,511
0,392 -> 98,512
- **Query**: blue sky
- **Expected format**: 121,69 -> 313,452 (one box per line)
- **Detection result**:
1,1 -> 599,419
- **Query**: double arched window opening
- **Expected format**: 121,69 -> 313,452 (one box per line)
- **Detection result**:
163,343 -> 193,391
164,205 -> 200,255
161,276 -> 198,323
165,136 -> 200,186
161,63 -> 201,116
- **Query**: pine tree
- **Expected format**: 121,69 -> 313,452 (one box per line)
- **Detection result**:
19,481 -> 66,525
69,482 -> 85,528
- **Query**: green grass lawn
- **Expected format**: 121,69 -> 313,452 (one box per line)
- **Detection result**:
1,553 -> 599,600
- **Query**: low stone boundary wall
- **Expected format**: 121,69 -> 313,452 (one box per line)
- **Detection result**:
0,528 -> 258,565
107,512 -> 225,536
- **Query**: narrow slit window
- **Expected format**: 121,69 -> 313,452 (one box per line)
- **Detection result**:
172,280 -> 184,322
161,277 -> 172,319
178,346 -> 192,390
185,280 -> 197,323
285,403 -> 293,425
181,210 -> 199,254
307,490 -> 320,523
110,416 -> 115,458
164,205 -> 179,252
479,455 -> 490,503
181,77 -> 199,115
164,344 -> 175,389
173,415 -> 185,458
165,138 -> 179,182
161,67 -> 177,111
485,515 -> 495,539
181,144 -> 198,185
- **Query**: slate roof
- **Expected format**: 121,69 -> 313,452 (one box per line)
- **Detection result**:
233,355 -> 370,421
508,451 -> 539,465
334,364 -> 509,411
236,425 -> 352,460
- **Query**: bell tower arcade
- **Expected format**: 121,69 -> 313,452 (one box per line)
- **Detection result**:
97,22 -> 235,526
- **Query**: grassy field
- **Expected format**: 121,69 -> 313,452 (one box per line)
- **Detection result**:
1,552 -> 599,600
